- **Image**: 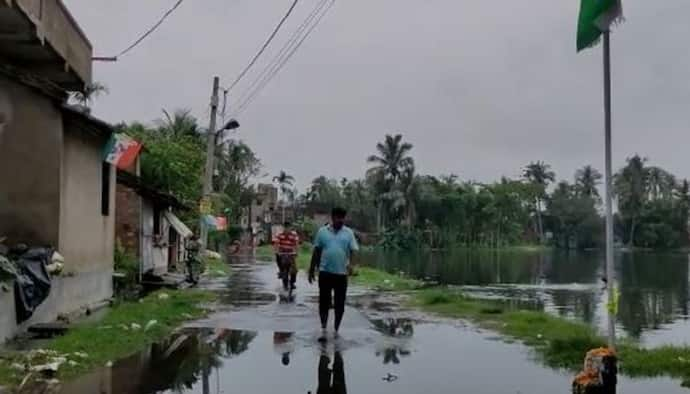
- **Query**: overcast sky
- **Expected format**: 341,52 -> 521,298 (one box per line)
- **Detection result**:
64,0 -> 690,190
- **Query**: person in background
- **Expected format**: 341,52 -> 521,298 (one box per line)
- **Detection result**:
275,221 -> 300,289
308,207 -> 358,342
185,234 -> 202,284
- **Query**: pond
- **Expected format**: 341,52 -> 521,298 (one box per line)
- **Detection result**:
360,249 -> 690,347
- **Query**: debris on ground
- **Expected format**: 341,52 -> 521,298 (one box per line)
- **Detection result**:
572,347 -> 617,394
130,323 -> 141,331
158,293 -> 170,300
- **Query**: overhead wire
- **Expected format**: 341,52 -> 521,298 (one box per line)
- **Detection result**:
225,0 -> 300,92
113,0 -> 185,59
231,0 -> 336,116
230,0 -> 328,110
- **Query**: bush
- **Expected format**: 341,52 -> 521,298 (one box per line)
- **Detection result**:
114,240 -> 138,279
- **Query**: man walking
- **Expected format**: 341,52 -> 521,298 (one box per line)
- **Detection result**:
308,207 -> 358,341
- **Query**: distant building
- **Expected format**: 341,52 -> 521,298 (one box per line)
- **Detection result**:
240,183 -> 278,243
0,0 -> 114,342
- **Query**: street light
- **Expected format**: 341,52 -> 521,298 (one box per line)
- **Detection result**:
215,118 -> 240,144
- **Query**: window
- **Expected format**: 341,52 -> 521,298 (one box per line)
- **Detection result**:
153,205 -> 161,236
101,162 -> 110,216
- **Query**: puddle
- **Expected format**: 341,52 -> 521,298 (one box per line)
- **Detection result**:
50,262 -> 690,393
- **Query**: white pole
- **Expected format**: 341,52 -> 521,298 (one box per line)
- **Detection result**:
603,31 -> 616,349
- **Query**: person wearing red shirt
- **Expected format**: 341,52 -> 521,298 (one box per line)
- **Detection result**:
275,221 -> 299,289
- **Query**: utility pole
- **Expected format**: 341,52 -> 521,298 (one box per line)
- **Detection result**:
200,76 -> 220,250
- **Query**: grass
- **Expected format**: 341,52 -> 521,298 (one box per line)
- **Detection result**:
351,266 -> 422,291
0,290 -> 215,388
413,288 -> 690,383
204,256 -> 231,278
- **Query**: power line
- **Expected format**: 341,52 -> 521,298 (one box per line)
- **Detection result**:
231,0 -> 328,109
233,0 -> 335,115
112,0 -> 185,59
225,0 -> 300,92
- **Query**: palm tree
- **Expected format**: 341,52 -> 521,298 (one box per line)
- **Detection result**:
70,81 -> 108,109
273,170 -> 295,223
367,134 -> 414,184
647,166 -> 676,201
367,134 -> 415,230
523,161 -> 556,242
614,155 -> 648,246
575,165 -> 603,199
157,109 -> 200,139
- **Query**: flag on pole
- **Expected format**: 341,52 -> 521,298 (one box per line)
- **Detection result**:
577,0 -> 623,51
103,133 -> 142,169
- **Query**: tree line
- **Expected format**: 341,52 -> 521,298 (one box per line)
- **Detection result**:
298,134 -> 690,250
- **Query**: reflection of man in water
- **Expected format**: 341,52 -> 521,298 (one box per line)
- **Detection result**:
317,352 -> 346,394
273,332 -> 295,366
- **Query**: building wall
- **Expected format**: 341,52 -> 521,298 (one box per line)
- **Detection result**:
0,74 -> 62,246
58,124 -> 115,275
115,184 -> 142,256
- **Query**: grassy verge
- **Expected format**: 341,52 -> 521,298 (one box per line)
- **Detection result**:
0,290 -> 215,388
412,288 -> 690,384
204,256 -> 231,278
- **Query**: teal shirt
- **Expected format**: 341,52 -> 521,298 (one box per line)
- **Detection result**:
313,225 -> 359,275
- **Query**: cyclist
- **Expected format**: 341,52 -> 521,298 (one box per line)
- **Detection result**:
275,221 -> 299,290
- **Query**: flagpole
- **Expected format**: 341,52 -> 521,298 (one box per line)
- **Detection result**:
603,30 -> 616,349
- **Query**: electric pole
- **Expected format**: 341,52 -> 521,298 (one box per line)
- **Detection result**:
200,76 -> 220,250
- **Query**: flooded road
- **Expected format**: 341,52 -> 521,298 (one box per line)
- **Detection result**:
59,260 -> 687,393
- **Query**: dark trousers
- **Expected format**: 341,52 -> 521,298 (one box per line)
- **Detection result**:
319,272 -> 348,331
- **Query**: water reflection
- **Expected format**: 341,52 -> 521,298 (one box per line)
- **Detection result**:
315,351 -> 347,394
361,249 -> 690,344
273,331 -> 295,366
373,318 -> 414,365
60,329 -> 257,394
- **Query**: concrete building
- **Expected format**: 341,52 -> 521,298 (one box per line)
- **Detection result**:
0,0 -> 116,342
116,170 -> 192,277
240,183 -> 278,243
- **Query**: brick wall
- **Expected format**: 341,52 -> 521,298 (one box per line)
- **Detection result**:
115,184 -> 141,256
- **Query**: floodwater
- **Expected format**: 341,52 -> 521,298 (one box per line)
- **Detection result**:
58,260 -> 687,393
361,249 -> 690,347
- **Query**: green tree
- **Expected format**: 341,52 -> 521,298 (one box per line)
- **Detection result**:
367,134 -> 415,230
575,165 -> 602,199
614,155 -> 648,246
523,161 -> 556,242
273,170 -> 295,223
157,109 -> 201,139
70,81 -> 108,108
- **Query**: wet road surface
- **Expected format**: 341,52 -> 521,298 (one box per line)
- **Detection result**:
59,259 -> 688,393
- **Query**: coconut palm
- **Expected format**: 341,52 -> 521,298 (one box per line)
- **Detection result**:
157,109 -> 200,139
273,170 -> 295,222
647,166 -> 676,201
367,134 -> 414,184
367,134 -> 415,230
614,155 -> 648,246
575,165 -> 603,199
522,161 -> 556,242
70,82 -> 108,109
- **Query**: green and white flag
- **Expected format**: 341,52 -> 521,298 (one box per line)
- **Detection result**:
577,0 -> 623,51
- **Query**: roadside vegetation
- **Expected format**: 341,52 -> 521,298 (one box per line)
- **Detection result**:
412,287 -> 690,384
205,255 -> 231,278
0,290 -> 215,389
